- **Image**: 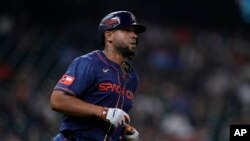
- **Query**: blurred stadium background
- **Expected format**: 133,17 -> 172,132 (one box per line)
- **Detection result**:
0,0 -> 250,141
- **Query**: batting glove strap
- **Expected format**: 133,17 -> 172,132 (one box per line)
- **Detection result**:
124,129 -> 139,141
105,108 -> 130,127
100,107 -> 109,120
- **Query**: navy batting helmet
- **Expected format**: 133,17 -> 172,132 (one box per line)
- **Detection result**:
98,11 -> 146,46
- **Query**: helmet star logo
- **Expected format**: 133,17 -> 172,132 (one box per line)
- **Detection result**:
105,17 -> 120,26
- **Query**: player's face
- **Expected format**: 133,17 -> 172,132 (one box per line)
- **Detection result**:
111,27 -> 138,58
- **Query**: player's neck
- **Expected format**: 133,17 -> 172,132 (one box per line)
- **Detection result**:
102,49 -> 125,67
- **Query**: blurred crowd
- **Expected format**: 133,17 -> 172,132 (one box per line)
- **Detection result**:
0,13 -> 250,141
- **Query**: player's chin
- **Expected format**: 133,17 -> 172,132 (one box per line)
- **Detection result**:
130,45 -> 137,50
127,47 -> 136,54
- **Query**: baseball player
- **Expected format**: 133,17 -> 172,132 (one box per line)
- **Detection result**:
50,11 -> 146,141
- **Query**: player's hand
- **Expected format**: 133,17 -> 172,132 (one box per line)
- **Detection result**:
101,107 -> 130,127
122,125 -> 139,141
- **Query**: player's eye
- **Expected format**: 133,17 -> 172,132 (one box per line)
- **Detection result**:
121,27 -> 135,32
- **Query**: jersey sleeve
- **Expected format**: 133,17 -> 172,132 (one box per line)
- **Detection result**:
54,57 -> 95,97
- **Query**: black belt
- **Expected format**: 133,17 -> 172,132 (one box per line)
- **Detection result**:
61,131 -> 77,141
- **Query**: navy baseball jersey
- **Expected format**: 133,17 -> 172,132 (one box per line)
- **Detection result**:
54,50 -> 139,141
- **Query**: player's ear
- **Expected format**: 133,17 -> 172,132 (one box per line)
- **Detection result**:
104,30 -> 113,43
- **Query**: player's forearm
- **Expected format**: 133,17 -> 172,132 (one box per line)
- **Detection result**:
50,90 -> 103,118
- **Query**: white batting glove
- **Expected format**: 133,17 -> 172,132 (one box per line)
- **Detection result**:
120,124 -> 139,141
101,107 -> 130,127
124,128 -> 139,141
